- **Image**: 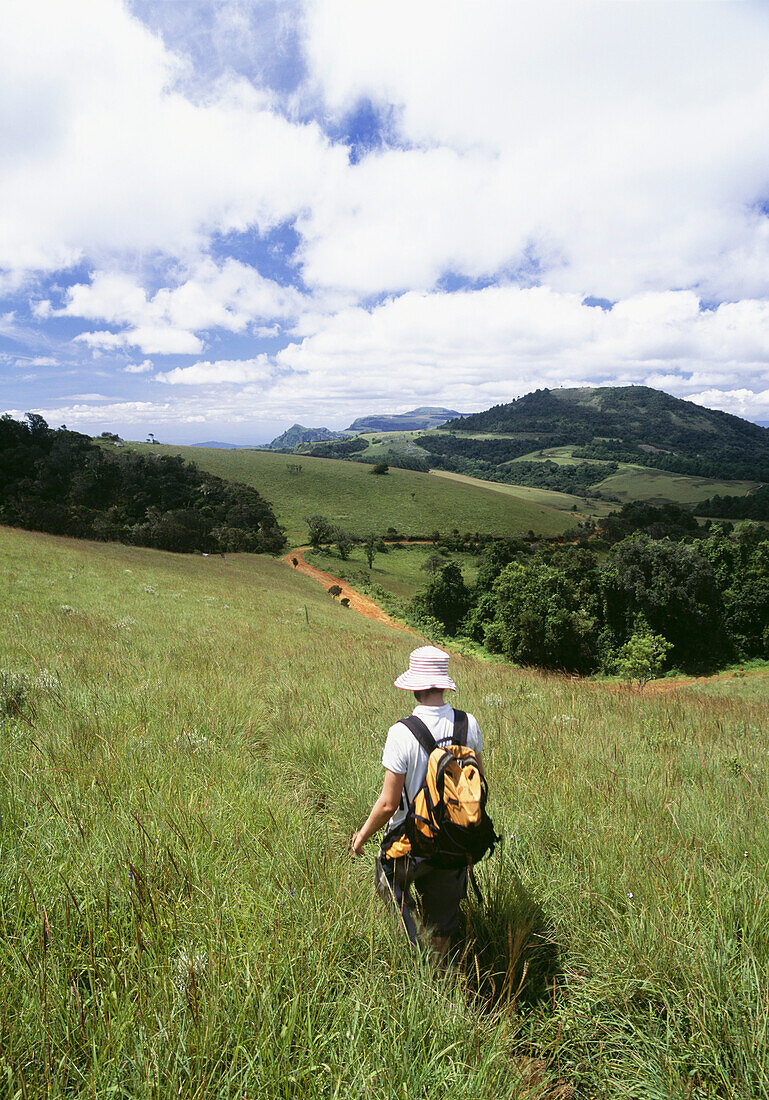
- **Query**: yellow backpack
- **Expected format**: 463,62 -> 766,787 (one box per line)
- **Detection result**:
382,710 -> 498,868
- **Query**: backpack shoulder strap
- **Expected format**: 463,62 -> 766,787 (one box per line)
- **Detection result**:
399,715 -> 438,756
452,709 -> 468,747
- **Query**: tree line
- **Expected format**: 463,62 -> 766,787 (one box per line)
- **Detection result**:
410,504 -> 769,675
0,415 -> 285,555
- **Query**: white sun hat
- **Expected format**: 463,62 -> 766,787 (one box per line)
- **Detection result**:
394,645 -> 457,691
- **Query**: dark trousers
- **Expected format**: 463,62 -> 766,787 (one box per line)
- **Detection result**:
376,854 -> 468,944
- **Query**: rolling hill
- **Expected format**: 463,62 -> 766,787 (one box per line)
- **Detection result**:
438,386 -> 769,481
128,443 -> 583,545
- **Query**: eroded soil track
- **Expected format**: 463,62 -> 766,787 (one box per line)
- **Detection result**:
283,547 -> 420,635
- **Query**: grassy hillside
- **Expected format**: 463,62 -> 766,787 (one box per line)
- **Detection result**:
428,468 -> 614,516
305,543 -> 481,602
506,445 -> 760,504
2,525 -> 769,1096
129,443 -> 576,544
592,464 -> 760,505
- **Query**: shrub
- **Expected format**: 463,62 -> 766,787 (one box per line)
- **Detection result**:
0,670 -> 35,719
615,631 -> 673,689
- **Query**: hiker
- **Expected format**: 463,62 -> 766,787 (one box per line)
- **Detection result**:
351,645 -> 491,956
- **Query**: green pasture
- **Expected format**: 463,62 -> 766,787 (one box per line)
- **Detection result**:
507,446 -> 761,503
592,464 -> 760,504
509,444 -> 592,465
129,443 -> 575,545
305,543 -> 479,602
427,468 -> 613,518
2,524 -> 769,1096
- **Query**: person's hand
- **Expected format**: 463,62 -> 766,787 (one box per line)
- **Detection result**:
351,830 -> 366,856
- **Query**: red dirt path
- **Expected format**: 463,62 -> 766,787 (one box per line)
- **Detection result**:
283,546 -> 420,635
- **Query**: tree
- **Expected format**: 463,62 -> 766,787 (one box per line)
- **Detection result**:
364,532 -> 376,569
334,527 -> 354,560
371,462 -> 389,475
421,552 -> 445,576
305,515 -> 334,550
410,562 -> 470,636
602,534 -> 725,668
482,553 -> 602,673
615,631 -> 672,689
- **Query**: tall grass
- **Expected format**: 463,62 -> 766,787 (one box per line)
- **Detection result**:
1,526 -> 768,1097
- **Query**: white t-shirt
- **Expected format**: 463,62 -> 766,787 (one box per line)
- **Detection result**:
381,703 -> 483,832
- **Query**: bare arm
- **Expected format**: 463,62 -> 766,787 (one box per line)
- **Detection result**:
475,751 -> 485,778
352,769 -> 405,855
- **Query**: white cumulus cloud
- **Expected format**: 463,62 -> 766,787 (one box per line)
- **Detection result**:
155,356 -> 274,385
56,259 -> 308,354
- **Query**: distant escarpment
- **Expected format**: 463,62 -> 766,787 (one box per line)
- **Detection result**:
346,407 -> 462,432
266,424 -> 349,450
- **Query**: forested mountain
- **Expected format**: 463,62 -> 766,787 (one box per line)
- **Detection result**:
0,414 -> 285,554
438,386 -> 769,481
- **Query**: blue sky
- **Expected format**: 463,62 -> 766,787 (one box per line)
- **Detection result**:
3,0 -> 769,443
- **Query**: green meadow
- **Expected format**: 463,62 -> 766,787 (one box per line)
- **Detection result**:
508,446 -> 760,504
305,543 -> 480,602
427,469 -> 612,518
128,443 -> 576,544
2,524 -> 769,1097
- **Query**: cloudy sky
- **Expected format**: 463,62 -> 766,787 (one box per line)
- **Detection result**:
3,0 -> 769,443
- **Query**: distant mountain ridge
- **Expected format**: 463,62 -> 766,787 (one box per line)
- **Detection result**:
190,441 -> 248,449
266,407 -> 465,450
267,424 -> 349,450
346,407 -> 462,432
430,386 -> 769,482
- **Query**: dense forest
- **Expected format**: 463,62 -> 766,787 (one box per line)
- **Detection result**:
693,484 -> 769,521
304,437 -> 369,458
441,386 -> 769,481
410,504 -> 769,675
0,415 -> 285,554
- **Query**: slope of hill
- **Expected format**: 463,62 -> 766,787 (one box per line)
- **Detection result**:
3,523 -> 769,1097
440,386 -> 769,481
347,406 -> 462,432
130,443 -> 581,544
